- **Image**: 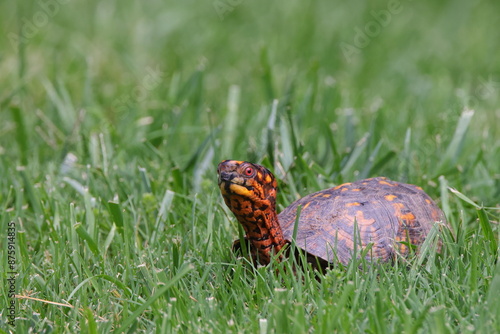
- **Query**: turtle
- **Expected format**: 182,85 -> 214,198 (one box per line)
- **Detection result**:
217,160 -> 447,268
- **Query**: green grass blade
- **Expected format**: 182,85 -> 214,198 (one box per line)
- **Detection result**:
359,139 -> 383,179
477,208 -> 497,254
107,201 -> 124,230
340,133 -> 369,178
449,187 -> 497,253
67,274 -> 132,302
260,47 -> 275,101
74,223 -> 99,256
83,308 -> 98,334
448,187 -> 481,208
400,127 -> 412,181
266,99 -> 279,165
437,109 -> 475,174
481,259 -> 500,331
292,205 -> 302,242
103,224 -> 117,256
116,264 -> 193,333
18,168 -> 42,224
10,105 -> 28,165
222,85 -> 240,157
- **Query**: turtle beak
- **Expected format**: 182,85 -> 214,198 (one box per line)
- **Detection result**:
217,160 -> 240,185
218,171 -> 235,184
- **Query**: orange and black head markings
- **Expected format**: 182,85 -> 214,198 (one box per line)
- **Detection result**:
217,160 -> 284,264
218,160 -> 277,199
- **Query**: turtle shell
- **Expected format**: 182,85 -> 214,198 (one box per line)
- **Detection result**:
278,177 -> 445,264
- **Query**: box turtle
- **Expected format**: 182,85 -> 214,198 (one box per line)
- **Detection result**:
218,160 -> 446,267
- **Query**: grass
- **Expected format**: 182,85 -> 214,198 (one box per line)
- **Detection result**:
1,0 -> 499,332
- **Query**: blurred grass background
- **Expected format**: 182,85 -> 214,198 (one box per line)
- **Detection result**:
0,0 -> 499,332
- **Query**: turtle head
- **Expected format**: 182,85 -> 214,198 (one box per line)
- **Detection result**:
217,160 -> 277,209
218,160 -> 285,264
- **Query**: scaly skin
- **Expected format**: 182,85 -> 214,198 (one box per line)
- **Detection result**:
218,160 -> 286,264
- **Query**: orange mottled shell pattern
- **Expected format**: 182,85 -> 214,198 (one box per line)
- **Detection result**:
278,177 -> 445,264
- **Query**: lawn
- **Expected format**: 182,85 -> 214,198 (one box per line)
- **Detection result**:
1,0 -> 499,332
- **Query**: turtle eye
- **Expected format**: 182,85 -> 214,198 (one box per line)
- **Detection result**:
244,167 -> 254,176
